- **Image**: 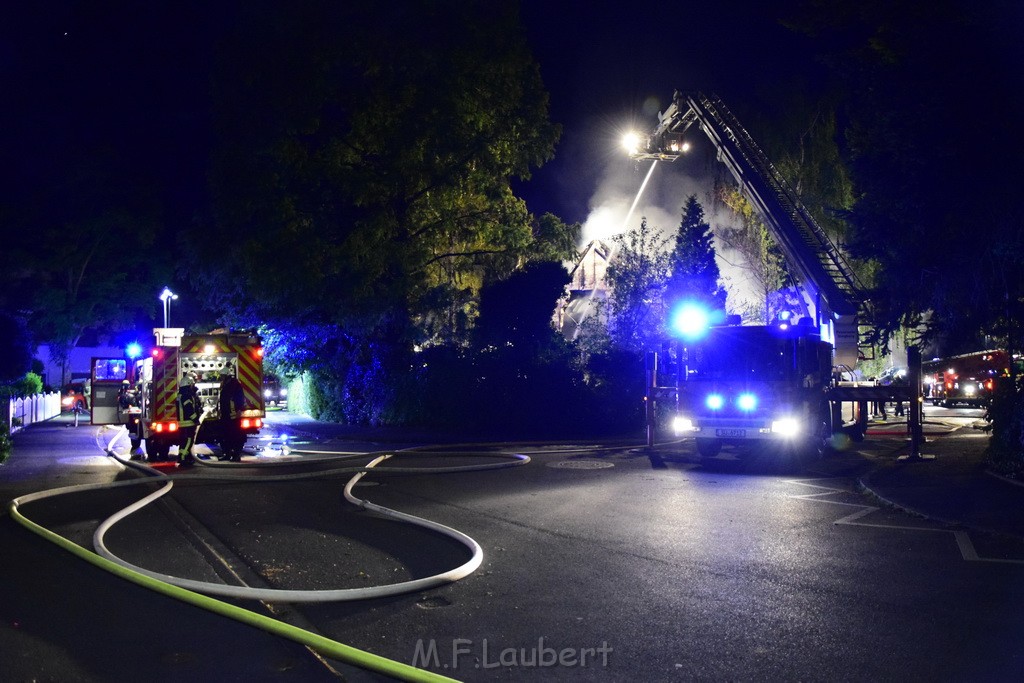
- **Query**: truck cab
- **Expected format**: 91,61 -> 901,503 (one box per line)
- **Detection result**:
673,319 -> 834,460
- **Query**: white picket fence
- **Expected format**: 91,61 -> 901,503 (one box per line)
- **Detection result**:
4,392 -> 63,433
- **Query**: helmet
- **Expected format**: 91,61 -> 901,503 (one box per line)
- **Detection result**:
181,375 -> 194,387
220,366 -> 234,378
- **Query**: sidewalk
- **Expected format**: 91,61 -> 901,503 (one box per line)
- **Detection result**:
858,416 -> 1024,538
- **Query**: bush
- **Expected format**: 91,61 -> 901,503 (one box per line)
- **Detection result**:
12,372 -> 43,397
0,418 -> 11,464
986,375 -> 1024,475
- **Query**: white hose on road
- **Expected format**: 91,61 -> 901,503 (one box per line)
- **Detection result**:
19,425 -> 528,603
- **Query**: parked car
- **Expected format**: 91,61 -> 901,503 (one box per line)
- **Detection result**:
61,382 -> 89,412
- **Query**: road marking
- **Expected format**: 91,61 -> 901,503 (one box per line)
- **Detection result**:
786,478 -> 1024,565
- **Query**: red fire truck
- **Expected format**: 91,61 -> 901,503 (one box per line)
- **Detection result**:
93,328 -> 265,460
922,350 -> 1009,408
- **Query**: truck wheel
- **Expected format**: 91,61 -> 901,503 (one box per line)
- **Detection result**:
696,438 -> 722,459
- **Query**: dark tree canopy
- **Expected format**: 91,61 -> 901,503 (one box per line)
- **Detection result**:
0,312 -> 33,385
475,261 -> 571,354
789,0 -> 1024,351
191,0 -> 566,341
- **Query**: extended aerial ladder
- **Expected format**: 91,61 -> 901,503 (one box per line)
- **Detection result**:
632,91 -> 930,456
629,90 -> 866,366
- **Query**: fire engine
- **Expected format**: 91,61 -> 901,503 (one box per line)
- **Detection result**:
631,91 -> 926,459
93,328 -> 266,460
668,312 -> 835,459
923,350 -> 1009,408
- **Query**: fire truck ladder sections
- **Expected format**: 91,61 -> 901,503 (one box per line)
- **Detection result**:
650,91 -> 865,322
687,93 -> 863,317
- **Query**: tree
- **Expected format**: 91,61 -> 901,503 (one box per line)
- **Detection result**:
192,0 -> 565,337
475,261 -> 572,355
786,0 -> 1024,465
663,195 -> 727,315
0,155 -> 168,384
605,218 -> 671,352
714,184 -> 794,323
0,312 -> 33,385
184,1 -> 570,424
787,0 -> 1024,351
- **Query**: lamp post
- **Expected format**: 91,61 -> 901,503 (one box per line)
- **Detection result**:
159,287 -> 178,328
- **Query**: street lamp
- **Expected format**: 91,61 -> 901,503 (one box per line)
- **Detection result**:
159,287 -> 178,328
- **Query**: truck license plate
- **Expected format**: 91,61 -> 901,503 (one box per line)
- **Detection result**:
716,428 -> 746,438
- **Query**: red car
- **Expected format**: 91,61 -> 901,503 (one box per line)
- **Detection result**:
61,383 -> 89,412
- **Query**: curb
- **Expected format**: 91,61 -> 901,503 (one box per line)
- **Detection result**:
985,469 -> 1024,489
858,468 -> 1024,541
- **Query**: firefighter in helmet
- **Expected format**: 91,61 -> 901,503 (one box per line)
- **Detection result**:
218,364 -> 246,461
177,373 -> 201,467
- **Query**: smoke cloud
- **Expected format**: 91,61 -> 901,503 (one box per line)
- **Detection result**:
579,147 -> 761,314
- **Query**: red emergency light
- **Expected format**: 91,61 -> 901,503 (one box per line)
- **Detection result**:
152,421 -> 178,433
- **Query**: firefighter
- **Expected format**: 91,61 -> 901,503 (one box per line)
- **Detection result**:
218,365 -> 246,461
177,374 -> 201,467
117,380 -> 144,459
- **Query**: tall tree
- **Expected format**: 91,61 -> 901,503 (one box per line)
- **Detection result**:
663,195 -> 727,315
182,0 -> 570,424
1,152 -> 167,384
192,0 -> 566,339
787,0 -> 1024,351
605,218 -> 671,352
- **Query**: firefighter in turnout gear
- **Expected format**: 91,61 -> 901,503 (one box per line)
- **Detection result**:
218,365 -> 247,461
177,374 -> 201,467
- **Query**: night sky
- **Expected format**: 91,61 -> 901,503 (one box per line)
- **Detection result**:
518,0 -> 816,224
4,1 -> 1020,241
2,1 -> 817,233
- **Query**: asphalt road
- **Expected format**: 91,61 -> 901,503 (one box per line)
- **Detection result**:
3,407 -> 1024,681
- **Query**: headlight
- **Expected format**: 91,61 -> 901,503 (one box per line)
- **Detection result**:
279,388 -> 287,397
771,418 -> 800,437
672,416 -> 696,433
964,384 -> 976,396
737,393 -> 758,411
705,394 -> 724,410
62,396 -> 73,406
264,389 -> 272,397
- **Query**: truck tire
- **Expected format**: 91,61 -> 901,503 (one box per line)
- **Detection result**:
696,438 -> 722,459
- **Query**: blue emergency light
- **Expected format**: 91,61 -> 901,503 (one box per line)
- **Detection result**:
126,342 -> 142,359
671,304 -> 711,340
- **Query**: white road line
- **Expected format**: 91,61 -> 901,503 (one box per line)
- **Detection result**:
786,478 -> 1024,565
